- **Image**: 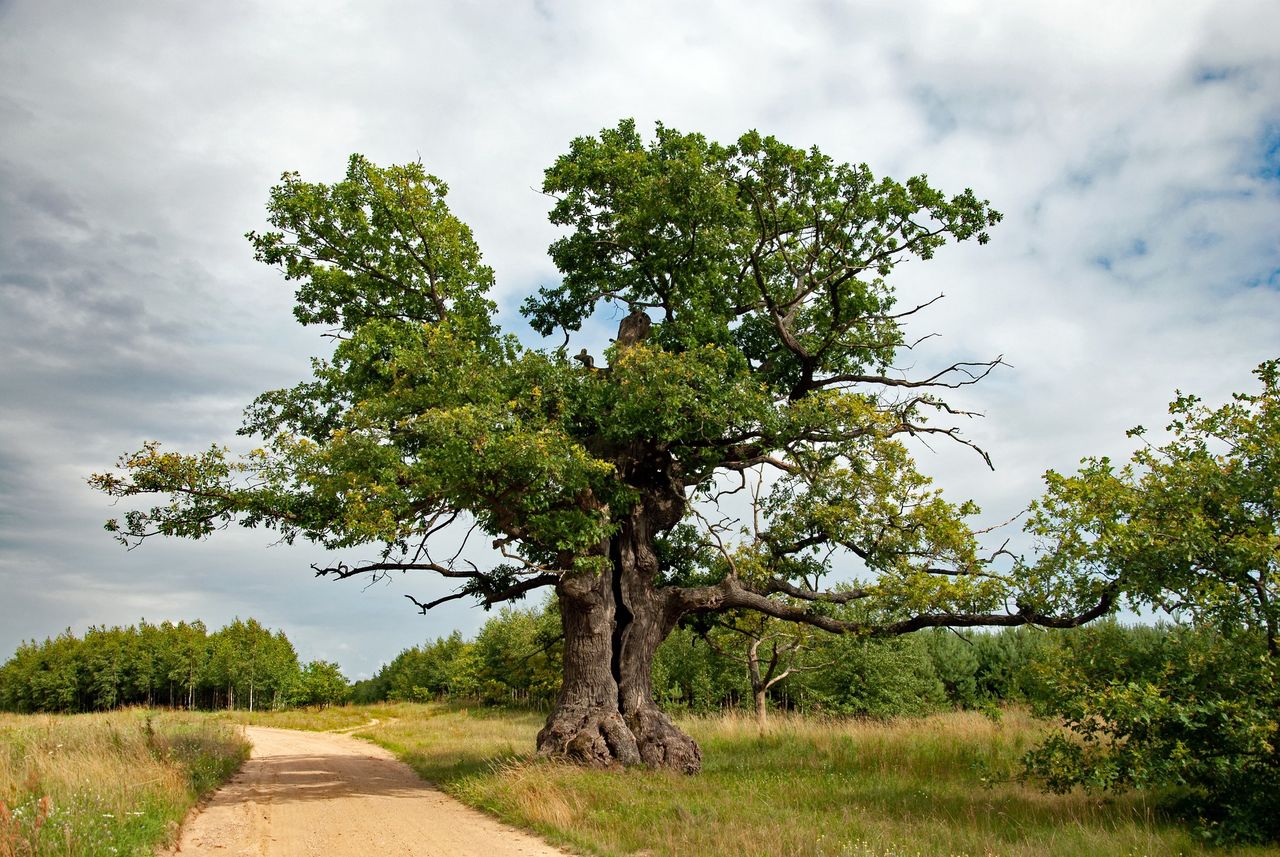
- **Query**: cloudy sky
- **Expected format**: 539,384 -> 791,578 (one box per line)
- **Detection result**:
2,0 -> 1277,678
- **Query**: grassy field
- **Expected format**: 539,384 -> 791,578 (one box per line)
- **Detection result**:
216,702 -> 402,732
307,703 -> 1277,857
0,709 -> 247,857
19,702 -> 1273,856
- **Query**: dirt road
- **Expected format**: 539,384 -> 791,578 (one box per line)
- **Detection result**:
164,725 -> 570,857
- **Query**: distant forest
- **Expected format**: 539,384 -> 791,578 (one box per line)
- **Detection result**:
349,599 -> 1184,722
0,603 -> 1190,722
0,618 -> 347,712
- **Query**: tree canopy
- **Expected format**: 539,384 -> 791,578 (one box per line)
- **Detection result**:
1022,360 -> 1279,842
1021,359 -> 1279,648
92,120 -> 1112,771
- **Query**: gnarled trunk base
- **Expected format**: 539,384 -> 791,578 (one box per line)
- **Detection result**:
536,700 -> 701,773
626,703 -> 701,772
536,702 -> 640,768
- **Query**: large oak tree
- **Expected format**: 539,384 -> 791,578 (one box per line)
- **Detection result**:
93,121 -> 1113,772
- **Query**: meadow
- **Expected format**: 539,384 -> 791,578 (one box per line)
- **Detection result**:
0,710 -> 246,857
5,702 -> 1279,856
243,702 -> 1280,857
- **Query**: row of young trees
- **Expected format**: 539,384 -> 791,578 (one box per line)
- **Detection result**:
352,596 -> 1138,720
352,604 -> 561,706
0,618 -> 350,713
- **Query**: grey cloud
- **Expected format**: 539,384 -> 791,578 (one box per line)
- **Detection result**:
1,0 -> 1278,677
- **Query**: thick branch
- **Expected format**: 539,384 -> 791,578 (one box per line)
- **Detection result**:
674,577 -> 1118,636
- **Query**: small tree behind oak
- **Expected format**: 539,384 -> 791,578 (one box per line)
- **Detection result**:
92,121 -> 1114,772
1022,361 -> 1280,842
697,611 -> 826,730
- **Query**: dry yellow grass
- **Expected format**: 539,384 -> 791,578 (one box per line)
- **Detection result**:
215,702 -> 402,732
350,704 -> 1280,857
0,709 -> 247,857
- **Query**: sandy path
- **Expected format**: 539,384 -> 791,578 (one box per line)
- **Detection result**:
164,725 -> 570,857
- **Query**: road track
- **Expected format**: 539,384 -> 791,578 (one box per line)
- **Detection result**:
164,725 -> 569,857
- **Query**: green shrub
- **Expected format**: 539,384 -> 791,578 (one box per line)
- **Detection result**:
1024,625 -> 1279,844
796,634 -> 947,718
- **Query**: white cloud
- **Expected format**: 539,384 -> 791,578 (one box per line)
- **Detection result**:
2,0 -> 1277,676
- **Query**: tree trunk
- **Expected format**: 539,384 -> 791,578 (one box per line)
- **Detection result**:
746,638 -> 768,729
536,556 -> 640,768
536,513 -> 702,773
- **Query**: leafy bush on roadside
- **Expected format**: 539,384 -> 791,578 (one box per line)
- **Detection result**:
1024,625 -> 1279,844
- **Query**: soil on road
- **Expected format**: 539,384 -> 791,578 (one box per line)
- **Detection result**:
164,725 -> 570,857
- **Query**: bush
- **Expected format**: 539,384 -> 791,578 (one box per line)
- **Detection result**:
795,634 -> 947,718
1024,625 -> 1279,844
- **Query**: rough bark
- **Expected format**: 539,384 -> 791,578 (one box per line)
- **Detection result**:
754,688 -> 768,730
747,639 -> 769,730
615,514 -> 701,772
536,557 -> 643,767
536,508 -> 702,773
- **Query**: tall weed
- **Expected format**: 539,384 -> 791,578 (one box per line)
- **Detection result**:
0,710 -> 246,856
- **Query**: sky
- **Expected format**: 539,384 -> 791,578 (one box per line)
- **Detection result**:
1,0 -> 1277,679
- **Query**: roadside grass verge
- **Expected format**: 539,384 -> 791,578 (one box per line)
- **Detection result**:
0,709 -> 247,856
359,704 -> 1279,857
216,702 -> 404,732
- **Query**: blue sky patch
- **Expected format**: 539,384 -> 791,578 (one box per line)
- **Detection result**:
1093,237 -> 1148,272
1245,267 -> 1280,290
1257,122 -> 1280,182
1193,65 -> 1241,85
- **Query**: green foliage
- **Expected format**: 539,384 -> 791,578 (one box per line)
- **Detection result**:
373,631 -> 478,703
651,627 -> 747,710
291,660 -> 351,708
921,629 -> 982,708
0,619 -> 304,713
1022,361 -> 1280,843
794,633 -> 947,718
529,120 -> 1000,369
92,120 -> 1023,636
364,601 -> 562,706
247,154 -> 499,339
1020,359 -> 1280,644
1024,626 -> 1278,843
356,611 -> 1112,722
471,604 -> 562,705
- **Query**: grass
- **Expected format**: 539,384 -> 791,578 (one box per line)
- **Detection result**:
0,709 -> 247,857
28,702 -> 1273,856
215,702 -> 402,732
345,704 -> 1279,857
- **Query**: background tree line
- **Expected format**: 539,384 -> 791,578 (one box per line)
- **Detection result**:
353,597 -> 1275,843
349,596 -> 1174,722
0,618 -> 350,713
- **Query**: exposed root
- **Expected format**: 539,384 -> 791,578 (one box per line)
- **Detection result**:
536,706 -> 641,768
626,705 -> 701,773
536,703 -> 701,773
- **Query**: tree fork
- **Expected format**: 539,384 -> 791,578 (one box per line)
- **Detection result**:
536,516 -> 701,773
